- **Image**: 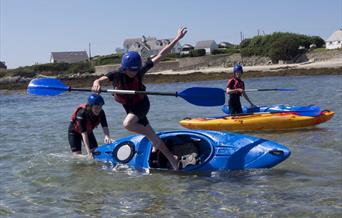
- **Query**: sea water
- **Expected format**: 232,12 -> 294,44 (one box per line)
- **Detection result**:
0,75 -> 341,217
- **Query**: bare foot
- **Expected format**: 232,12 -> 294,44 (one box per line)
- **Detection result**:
151,146 -> 157,153
173,155 -> 180,170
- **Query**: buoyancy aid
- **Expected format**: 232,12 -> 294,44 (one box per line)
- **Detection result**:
114,74 -> 146,106
227,77 -> 245,96
70,104 -> 101,133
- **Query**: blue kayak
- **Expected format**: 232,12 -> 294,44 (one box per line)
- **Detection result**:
93,130 -> 290,172
222,104 -> 321,116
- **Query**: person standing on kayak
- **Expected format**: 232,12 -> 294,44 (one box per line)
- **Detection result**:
226,64 -> 256,114
92,27 -> 187,170
68,94 -> 112,159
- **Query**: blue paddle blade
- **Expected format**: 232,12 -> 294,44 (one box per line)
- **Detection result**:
178,87 -> 225,106
27,78 -> 69,96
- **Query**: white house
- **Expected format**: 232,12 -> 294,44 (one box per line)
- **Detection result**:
123,36 -> 182,57
50,51 -> 88,63
218,41 -> 234,48
326,29 -> 342,49
195,40 -> 218,54
180,43 -> 194,55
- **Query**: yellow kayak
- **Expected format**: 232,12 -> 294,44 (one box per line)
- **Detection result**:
179,111 -> 334,131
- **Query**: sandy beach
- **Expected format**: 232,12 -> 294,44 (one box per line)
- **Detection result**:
148,58 -> 342,75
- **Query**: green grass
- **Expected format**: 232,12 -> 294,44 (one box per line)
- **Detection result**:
310,48 -> 327,53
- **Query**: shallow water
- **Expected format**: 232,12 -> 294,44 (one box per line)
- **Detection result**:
0,75 -> 341,217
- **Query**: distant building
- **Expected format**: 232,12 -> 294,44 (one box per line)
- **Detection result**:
123,37 -> 148,52
115,48 -> 125,54
180,44 -> 194,55
326,29 -> 342,49
122,36 -> 182,57
218,41 -> 234,48
0,61 -> 7,69
50,51 -> 88,63
195,40 -> 218,54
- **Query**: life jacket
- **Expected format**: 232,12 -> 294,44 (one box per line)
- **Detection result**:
227,77 -> 245,96
113,74 -> 146,106
70,104 -> 101,133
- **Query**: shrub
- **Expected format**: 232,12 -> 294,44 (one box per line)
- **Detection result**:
212,48 -> 240,55
240,32 -> 325,62
190,49 -> 206,57
31,62 -> 70,72
92,53 -> 122,66
309,36 -> 325,48
67,62 -> 94,74
164,53 -> 181,60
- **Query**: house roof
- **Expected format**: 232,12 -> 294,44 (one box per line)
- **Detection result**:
147,38 -> 173,50
219,41 -> 234,48
182,44 -> 194,49
326,29 -> 342,42
51,51 -> 88,63
123,36 -> 181,57
195,40 -> 217,49
123,38 -> 143,48
126,37 -> 175,51
123,37 -> 156,48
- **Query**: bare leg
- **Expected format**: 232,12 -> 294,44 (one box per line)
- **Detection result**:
123,113 -> 178,170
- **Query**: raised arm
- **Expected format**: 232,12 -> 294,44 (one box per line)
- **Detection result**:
152,27 -> 187,64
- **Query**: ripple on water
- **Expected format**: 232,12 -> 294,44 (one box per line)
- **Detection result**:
1,75 -> 341,217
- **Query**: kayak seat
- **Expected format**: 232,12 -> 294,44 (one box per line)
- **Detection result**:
148,135 -> 211,170
172,141 -> 199,169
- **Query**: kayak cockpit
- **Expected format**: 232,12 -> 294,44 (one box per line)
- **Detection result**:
148,134 -> 213,170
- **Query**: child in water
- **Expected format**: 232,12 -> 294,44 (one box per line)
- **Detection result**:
226,64 -> 256,114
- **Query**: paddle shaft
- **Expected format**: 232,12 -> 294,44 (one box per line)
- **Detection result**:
244,88 -> 295,92
68,87 -> 178,96
71,87 -> 294,94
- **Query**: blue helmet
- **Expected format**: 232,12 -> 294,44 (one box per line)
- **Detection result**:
233,64 -> 243,74
121,51 -> 142,71
87,94 -> 105,106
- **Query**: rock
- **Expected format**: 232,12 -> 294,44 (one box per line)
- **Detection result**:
0,76 -> 32,84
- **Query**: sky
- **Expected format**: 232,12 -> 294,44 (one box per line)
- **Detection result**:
0,0 -> 341,69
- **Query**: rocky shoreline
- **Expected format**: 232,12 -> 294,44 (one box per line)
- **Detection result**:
1,48 -> 342,91
0,65 -> 341,91
1,49 -> 341,91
